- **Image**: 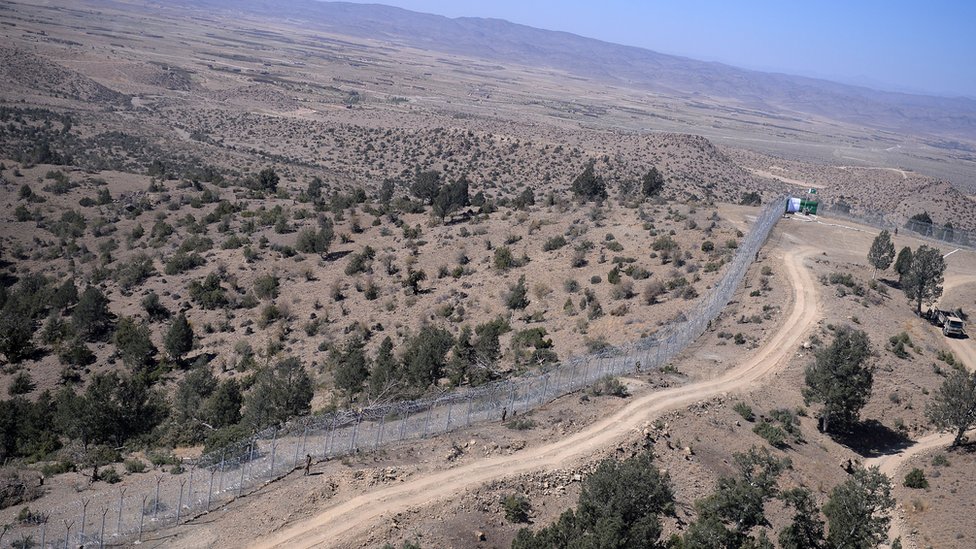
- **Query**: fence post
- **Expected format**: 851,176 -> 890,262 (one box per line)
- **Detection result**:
445,399 -> 454,431
507,380 -> 516,414
116,487 -> 126,536
350,413 -> 362,451
139,495 -> 147,541
540,374 -> 550,405
422,402 -> 433,438
294,426 -> 306,469
186,465 -> 195,511
62,519 -> 73,549
375,413 -> 386,450
465,393 -> 473,426
177,478 -> 186,525
300,426 -> 309,458
39,522 -> 45,548
324,415 -> 337,457
329,415 -> 340,455
99,507 -> 108,548
218,449 -> 227,493
207,467 -> 216,511
398,408 -> 407,441
79,498 -> 89,546
269,430 -> 278,478
153,475 -> 163,520
239,438 -> 255,497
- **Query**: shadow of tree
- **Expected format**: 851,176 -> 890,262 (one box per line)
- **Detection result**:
832,420 -> 914,458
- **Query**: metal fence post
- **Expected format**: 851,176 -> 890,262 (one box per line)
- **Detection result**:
153,475 -> 163,521
207,467 -> 216,511
350,413 -> 362,451
466,393 -> 473,426
269,430 -> 278,477
116,487 -> 126,536
186,465 -> 195,511
375,414 -> 385,450
62,519 -> 73,549
239,438 -> 255,497
422,403 -> 433,438
218,449 -> 226,493
445,399 -> 454,431
139,496 -> 147,541
99,507 -> 108,548
79,497 -> 89,545
177,478 -> 186,525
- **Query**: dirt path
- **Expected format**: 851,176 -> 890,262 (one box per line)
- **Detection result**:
865,273 -> 976,549
251,247 -> 821,549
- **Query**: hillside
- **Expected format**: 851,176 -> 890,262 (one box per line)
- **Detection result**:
0,1 -> 975,548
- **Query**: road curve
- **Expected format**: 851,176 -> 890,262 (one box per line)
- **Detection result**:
252,247 -> 821,549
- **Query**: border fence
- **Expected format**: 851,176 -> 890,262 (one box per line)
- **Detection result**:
15,198 -> 785,548
821,204 -> 975,251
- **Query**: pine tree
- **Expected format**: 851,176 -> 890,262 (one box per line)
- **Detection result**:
803,327 -> 873,433
893,246 -> 912,283
866,230 -> 895,279
902,245 -> 946,314
823,467 -> 894,549
925,368 -> 976,446
165,312 -> 194,362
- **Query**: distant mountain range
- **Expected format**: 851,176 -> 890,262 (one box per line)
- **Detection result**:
183,0 -> 976,142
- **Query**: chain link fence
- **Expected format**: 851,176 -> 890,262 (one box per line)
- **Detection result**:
15,198 -> 785,548
820,203 -> 974,251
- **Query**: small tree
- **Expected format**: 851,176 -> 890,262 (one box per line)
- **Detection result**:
114,316 -> 156,373
641,167 -> 665,197
901,245 -> 945,315
867,230 -> 895,279
0,307 -> 35,363
164,313 -> 194,362
823,466 -> 894,549
570,161 -> 607,202
506,275 -> 530,310
332,336 -> 370,401
803,326 -> 873,434
242,356 -> 313,429
893,246 -> 912,283
72,286 -> 112,340
925,368 -> 976,446
410,170 -> 442,204
257,167 -> 279,192
778,487 -> 825,549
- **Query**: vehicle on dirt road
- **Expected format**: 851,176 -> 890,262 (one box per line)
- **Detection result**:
926,308 -> 966,337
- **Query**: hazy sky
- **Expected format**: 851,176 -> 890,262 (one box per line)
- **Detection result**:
339,0 -> 976,98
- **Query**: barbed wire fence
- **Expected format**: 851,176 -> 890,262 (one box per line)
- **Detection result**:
17,197 -> 785,548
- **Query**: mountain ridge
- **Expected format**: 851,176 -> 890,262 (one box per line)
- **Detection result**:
173,0 -> 976,141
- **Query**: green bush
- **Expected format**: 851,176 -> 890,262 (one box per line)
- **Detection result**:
903,468 -> 928,489
589,375 -> 629,398
100,467 -> 122,484
543,236 -> 567,251
124,458 -> 146,474
733,402 -> 755,422
752,421 -> 787,448
506,417 -> 537,430
501,494 -> 532,523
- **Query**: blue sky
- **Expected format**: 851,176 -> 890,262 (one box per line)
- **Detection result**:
339,0 -> 976,98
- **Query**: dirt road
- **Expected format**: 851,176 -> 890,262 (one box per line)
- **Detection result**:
865,273 -> 976,549
252,247 -> 821,548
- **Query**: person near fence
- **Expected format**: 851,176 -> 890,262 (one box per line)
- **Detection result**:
501,407 -> 507,422
304,454 -> 312,476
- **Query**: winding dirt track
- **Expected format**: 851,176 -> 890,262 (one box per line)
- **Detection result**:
865,273 -> 976,549
252,247 -> 820,549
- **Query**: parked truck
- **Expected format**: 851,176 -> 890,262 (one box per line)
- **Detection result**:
926,308 -> 966,337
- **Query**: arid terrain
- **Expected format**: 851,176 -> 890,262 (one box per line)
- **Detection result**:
1,1 -> 975,548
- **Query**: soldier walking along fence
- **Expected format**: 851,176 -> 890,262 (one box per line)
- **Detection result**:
17,198 -> 785,548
